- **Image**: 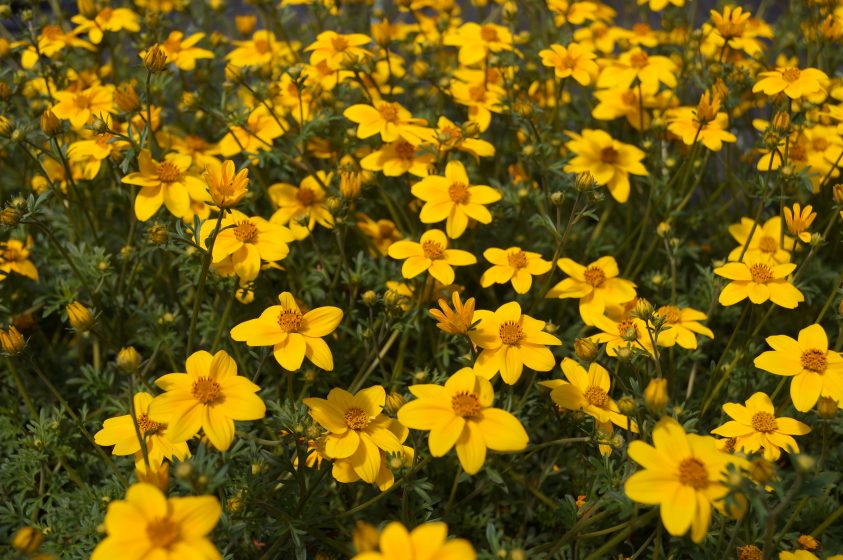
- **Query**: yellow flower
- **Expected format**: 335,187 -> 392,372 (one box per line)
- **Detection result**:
653,306 -> 714,349
444,22 -> 514,66
230,291 -> 343,371
784,203 -> 817,243
625,418 -> 745,543
0,237 -> 38,281
592,86 -> 664,130
714,261 -> 804,308
203,159 -> 248,209
331,417 -> 413,491
269,171 -> 334,230
707,6 -> 759,57
450,79 -> 506,133
16,25 -> 95,69
305,31 -> 371,67
479,247 -> 551,294
596,47 -> 677,91
411,161 -> 501,239
303,386 -> 402,484
148,350 -> 266,451
91,483 -> 221,560
122,149 -> 207,222
344,101 -> 434,145
154,31 -> 214,71
590,313 -> 654,357
357,213 -> 402,256
637,0 -> 683,11
434,116 -> 495,159
643,378 -> 668,412
753,324 -> 843,411
563,129 -> 648,203
94,392 -> 190,468
70,6 -> 140,45
429,291 -> 476,335
51,84 -> 114,129
547,256 -> 636,325
469,301 -> 562,384
667,92 -> 736,151
226,30 -> 280,67
217,106 -> 286,157
711,392 -> 810,461
351,521 -> 475,560
752,66 -> 829,100
539,42 -> 598,86
360,139 -> 436,177
387,229 -> 476,286
728,217 -> 794,264
398,367 -> 528,474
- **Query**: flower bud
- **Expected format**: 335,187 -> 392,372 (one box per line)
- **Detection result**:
385,391 -> 405,414
737,545 -> 762,560
549,191 -> 564,206
632,298 -> 654,320
617,395 -> 636,415
771,111 -> 790,132
0,206 -> 21,227
0,325 -> 25,355
817,395 -> 838,419
656,222 -> 671,237
40,109 -> 61,136
0,82 -> 9,101
794,454 -> 816,472
0,115 -> 13,137
643,378 -> 668,413
147,223 -> 169,245
77,0 -> 98,19
834,184 -> 843,204
797,535 -> 819,551
66,301 -> 95,333
574,338 -> 598,362
12,527 -> 43,553
362,290 -> 377,306
235,15 -> 257,36
143,45 -> 168,73
174,462 -> 193,480
114,83 -> 140,113
116,346 -> 141,374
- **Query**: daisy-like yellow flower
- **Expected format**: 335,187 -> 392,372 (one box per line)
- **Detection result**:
547,256 -> 636,325
203,159 -> 248,209
148,350 -> 266,452
91,483 -> 221,560
360,140 -> 436,177
332,417 -> 413,491
468,301 -> 562,384
357,214 -> 402,256
444,23 -> 514,66
51,84 -> 114,129
122,149 -> 206,222
217,106 -> 286,157
653,306 -> 714,349
713,261 -> 804,308
450,79 -> 506,133
387,229 -> 476,286
70,6 -> 140,45
539,42 -> 598,86
707,6 -> 759,57
563,129 -> 648,203
16,25 -> 95,69
596,47 -> 678,91
410,160 -> 501,239
590,313 -> 654,357
711,392 -> 810,461
667,91 -> 736,152
434,116 -> 495,159
94,392 -> 190,469
728,216 -> 795,264
625,418 -> 746,543
0,237 -> 38,281
226,30 -> 280,67
344,101 -> 434,145
268,171 -> 334,231
638,0 -> 684,11
479,247 -> 551,294
752,66 -> 829,100
351,521 -> 475,560
305,31 -> 371,67
753,324 -> 843,411
303,386 -> 402,485
230,291 -> 343,371
429,291 -> 476,336
784,203 -> 817,243
398,367 -> 528,474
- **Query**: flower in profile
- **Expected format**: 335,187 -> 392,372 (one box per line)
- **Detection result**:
624,418 -> 746,543
429,291 -> 475,335
469,301 -> 562,384
653,305 -> 714,349
0,237 -> 38,281
564,129 -> 648,203
711,392 -> 810,461
230,291 -> 343,371
728,216 -> 794,264
784,203 -> 817,243
351,521 -> 475,560
444,22 -> 514,66
547,256 -> 636,325
590,313 -> 654,357
305,31 -> 371,67
343,101 -> 433,145
398,367 -> 528,474
387,229 -> 476,286
204,159 -> 249,209
357,214 -> 402,256
122,149 -> 206,221
539,42 -> 599,86
667,91 -> 736,152
480,247 -> 552,294
148,350 -> 266,451
268,171 -> 335,231
410,160 -> 501,239
708,6 -> 759,56
753,324 -> 843,411
91,483 -> 221,560
714,261 -> 803,308
303,386 -> 402,485
752,66 -> 828,100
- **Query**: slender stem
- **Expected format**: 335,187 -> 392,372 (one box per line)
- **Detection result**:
186,212 -> 225,357
6,357 -> 37,418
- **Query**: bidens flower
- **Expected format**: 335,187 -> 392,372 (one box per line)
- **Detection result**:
387,229 -> 476,286
398,367 -> 528,474
429,291 -> 476,335
539,42 -> 598,86
547,256 -> 636,325
653,305 -> 714,349
122,149 -> 207,222
351,521 -> 475,560
714,261 -> 804,308
204,159 -> 249,209
752,66 -> 828,100
564,129 -> 648,203
480,247 -> 552,294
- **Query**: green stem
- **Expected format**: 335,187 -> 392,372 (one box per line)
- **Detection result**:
186,212 -> 225,357
7,357 -> 37,418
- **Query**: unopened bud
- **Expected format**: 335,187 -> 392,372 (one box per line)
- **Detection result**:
772,111 -> 790,132
40,110 -> 61,136
0,115 -> 13,137
617,395 -> 636,415
0,325 -> 25,355
632,298 -> 654,320
66,301 -> 94,333
362,290 -> 377,306
574,338 -> 598,361
0,206 -> 21,227
385,391 -> 405,414
834,184 -> 843,204
114,83 -> 140,113
235,15 -> 257,36
12,527 -> 42,553
656,222 -> 671,237
643,378 -> 668,413
77,0 -> 98,19
0,82 -> 10,101
817,396 -> 838,419
549,192 -> 564,206
794,454 -> 816,472
116,346 -> 141,374
144,45 -> 168,73
147,223 -> 168,245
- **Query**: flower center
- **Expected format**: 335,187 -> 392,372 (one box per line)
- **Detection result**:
296,187 -> 316,206
749,263 -> 773,283
3,247 -> 22,261
621,90 -> 638,106
617,319 -> 639,341
191,377 -> 222,405
583,266 -> 606,287
344,407 -> 369,430
277,309 -> 303,332
508,250 -> 528,269
678,457 -> 709,489
782,67 -> 801,82
468,85 -> 486,102
233,220 -> 258,243
584,385 -> 609,407
629,51 -> 649,69
377,102 -> 399,122
451,391 -> 481,417
74,93 -> 92,109
751,411 -> 778,433
480,25 -> 499,42
254,38 -> 270,54
331,35 -> 349,52
422,240 -> 444,260
632,23 -> 651,35
758,235 -> 777,253
656,305 -> 681,324
448,182 -> 470,203
813,137 -> 829,151
499,320 -> 523,345
146,518 -> 180,549
600,147 -> 619,163
137,413 -> 164,436
395,140 -> 416,160
800,348 -> 827,373
157,162 -> 181,183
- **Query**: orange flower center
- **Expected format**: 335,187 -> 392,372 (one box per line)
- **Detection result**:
378,222 -> 395,238
422,240 -> 444,260
749,263 -> 773,283
600,146 -> 619,163
508,250 -> 528,269
157,162 -> 181,183
782,68 -> 801,82
73,93 -> 92,109
758,235 -> 777,253
813,137 -> 829,151
254,38 -> 270,54
751,411 -> 778,433
583,266 -> 606,287
3,247 -> 22,261
480,25 -> 499,42
377,102 -> 399,122
344,407 -> 369,430
584,385 -> 609,407
629,51 -> 649,69
191,377 -> 222,405
448,182 -> 470,203
788,143 -> 807,163
330,35 -> 349,52
800,348 -> 827,373
277,309 -> 302,332
394,140 -> 416,160
137,413 -> 164,436
499,320 -> 523,345
678,457 -> 709,489
621,90 -> 638,106
468,85 -> 486,102
656,305 -> 681,324
617,319 -> 639,341
451,391 -> 481,417
146,518 -> 180,549
296,187 -> 316,206
233,220 -> 258,243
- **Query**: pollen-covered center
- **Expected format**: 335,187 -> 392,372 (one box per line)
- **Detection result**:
499,321 -> 523,345
583,266 -> 606,287
395,140 -> 416,160
480,25 -> 499,42
782,68 -> 801,82
600,147 -> 619,163
508,250 -> 528,269
331,35 -> 349,52
629,51 -> 649,68
678,457 -> 709,489
751,411 -> 778,433
584,385 -> 609,407
137,413 -> 164,436
657,305 -> 682,324
452,391 -> 481,417
377,102 -> 399,122
157,162 -> 181,183
618,319 -> 639,341
749,263 -> 773,283
277,308 -> 303,332
74,93 -> 92,109
233,220 -> 258,243
448,182 -> 470,203
344,407 -> 369,430
146,518 -> 180,549
468,85 -> 486,102
800,348 -> 827,373
254,38 -> 270,54
422,240 -> 444,260
621,90 -> 638,106
296,187 -> 316,206
191,377 -> 222,405
758,235 -> 777,253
